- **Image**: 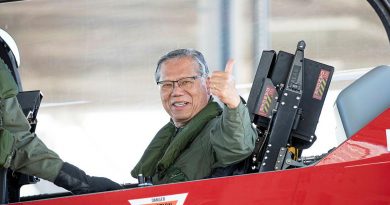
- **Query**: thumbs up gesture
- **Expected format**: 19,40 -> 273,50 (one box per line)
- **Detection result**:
209,59 -> 241,109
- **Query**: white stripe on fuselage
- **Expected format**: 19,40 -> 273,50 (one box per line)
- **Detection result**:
387,129 -> 390,152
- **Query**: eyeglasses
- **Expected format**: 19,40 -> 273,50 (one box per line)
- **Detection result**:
157,75 -> 203,92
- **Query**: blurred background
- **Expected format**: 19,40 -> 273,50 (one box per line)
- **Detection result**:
0,0 -> 389,195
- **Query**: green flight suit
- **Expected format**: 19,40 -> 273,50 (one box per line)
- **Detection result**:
0,59 -> 63,182
132,99 -> 257,184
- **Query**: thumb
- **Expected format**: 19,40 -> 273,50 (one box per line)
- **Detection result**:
224,59 -> 235,74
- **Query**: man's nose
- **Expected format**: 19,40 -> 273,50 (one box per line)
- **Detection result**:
171,82 -> 184,95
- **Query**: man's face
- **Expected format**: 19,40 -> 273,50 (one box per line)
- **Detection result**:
159,56 -> 210,127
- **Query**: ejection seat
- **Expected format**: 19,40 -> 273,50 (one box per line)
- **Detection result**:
334,65 -> 390,141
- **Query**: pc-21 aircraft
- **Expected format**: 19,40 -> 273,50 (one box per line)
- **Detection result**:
0,0 -> 390,204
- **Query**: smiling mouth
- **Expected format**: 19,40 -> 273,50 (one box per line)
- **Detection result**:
172,101 -> 189,107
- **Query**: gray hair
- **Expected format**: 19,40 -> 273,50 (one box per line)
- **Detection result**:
154,48 -> 209,82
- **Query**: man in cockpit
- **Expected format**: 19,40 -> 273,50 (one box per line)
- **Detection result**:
131,49 -> 257,184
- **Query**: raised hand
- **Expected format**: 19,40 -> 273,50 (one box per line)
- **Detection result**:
209,59 -> 241,109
